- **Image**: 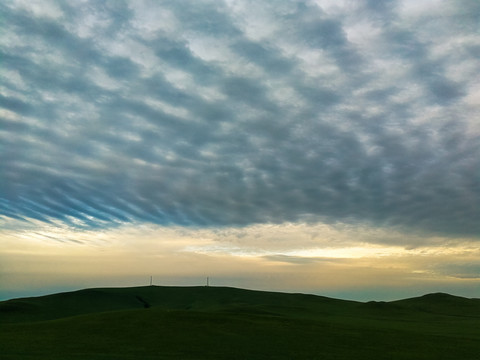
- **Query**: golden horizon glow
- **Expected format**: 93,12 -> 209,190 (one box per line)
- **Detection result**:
2,217 -> 479,301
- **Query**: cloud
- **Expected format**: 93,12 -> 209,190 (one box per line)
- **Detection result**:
263,254 -> 345,265
1,0 -> 479,242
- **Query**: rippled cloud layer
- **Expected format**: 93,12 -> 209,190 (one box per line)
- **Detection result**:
1,0 -> 480,241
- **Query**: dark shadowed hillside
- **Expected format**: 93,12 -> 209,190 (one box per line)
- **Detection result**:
1,286 -> 479,359
0,286 -> 357,323
392,292 -> 480,317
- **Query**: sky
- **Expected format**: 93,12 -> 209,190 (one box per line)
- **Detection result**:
1,0 -> 480,302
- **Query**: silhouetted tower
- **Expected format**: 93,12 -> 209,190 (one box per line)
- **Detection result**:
150,276 -> 153,286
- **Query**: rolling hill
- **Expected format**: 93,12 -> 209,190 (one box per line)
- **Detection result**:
1,286 -> 479,359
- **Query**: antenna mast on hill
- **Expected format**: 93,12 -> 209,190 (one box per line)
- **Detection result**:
206,277 -> 209,287
150,276 -> 153,286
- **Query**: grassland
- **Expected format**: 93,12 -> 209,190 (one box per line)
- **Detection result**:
1,286 -> 479,359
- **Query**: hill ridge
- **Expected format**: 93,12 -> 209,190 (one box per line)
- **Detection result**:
3,284 -> 478,302
1,285 -> 479,325
1,286 -> 479,359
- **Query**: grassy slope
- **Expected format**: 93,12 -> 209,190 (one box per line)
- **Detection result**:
0,286 -> 357,323
1,287 -> 479,359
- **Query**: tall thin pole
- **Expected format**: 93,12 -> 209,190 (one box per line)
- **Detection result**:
207,277 -> 209,287
150,276 -> 153,286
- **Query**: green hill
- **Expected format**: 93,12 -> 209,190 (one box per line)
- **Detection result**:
0,286 -> 356,323
1,286 -> 479,359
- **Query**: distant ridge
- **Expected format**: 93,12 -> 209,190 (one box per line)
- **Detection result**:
393,291 -> 480,305
391,291 -> 480,317
1,285 -> 479,324
1,286 -> 479,359
0,285 -> 355,323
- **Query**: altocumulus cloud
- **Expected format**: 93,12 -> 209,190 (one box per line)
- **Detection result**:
1,0 -> 480,239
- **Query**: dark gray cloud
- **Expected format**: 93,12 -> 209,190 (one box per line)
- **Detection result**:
1,0 -> 479,238
264,254 -> 345,265
432,262 -> 480,279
